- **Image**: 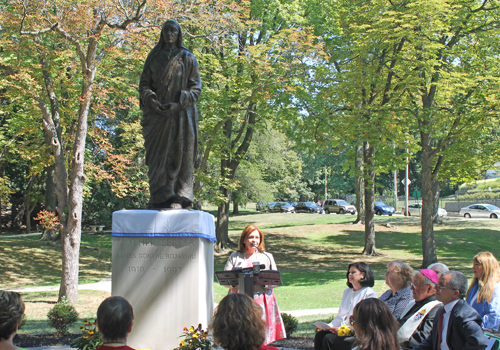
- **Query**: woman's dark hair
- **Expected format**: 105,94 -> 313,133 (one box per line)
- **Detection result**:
97,296 -> 134,341
346,262 -> 375,288
0,291 -> 25,341
352,298 -> 400,350
210,293 -> 265,350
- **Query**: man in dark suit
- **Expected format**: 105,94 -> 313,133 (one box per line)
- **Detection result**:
413,271 -> 487,350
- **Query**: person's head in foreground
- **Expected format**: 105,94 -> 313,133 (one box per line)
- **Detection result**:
0,291 -> 25,350
467,251 -> 500,302
351,298 -> 400,350
210,293 -> 266,350
411,269 -> 438,301
427,262 -> 449,277
97,296 -> 134,344
436,271 -> 468,305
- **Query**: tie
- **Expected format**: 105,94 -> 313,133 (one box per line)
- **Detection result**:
436,308 -> 445,350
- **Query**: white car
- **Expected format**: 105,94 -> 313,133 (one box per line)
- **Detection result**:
459,204 -> 500,219
401,203 -> 447,217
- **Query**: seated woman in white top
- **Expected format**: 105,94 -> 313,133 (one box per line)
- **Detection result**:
314,262 -> 377,350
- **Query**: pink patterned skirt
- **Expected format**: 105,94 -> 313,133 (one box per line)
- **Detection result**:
228,288 -> 286,344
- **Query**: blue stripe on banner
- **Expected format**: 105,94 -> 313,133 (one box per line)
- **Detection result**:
112,232 -> 217,242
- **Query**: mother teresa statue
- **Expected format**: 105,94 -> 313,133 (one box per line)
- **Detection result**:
139,20 -> 202,209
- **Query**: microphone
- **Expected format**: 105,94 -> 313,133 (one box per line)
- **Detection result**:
251,242 -> 273,270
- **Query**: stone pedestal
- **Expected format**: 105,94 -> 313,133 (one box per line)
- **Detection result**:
112,209 -> 215,350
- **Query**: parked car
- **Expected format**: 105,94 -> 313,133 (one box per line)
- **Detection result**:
459,204 -> 500,219
279,203 -> 295,213
294,202 -> 323,213
374,201 -> 395,216
401,203 -> 447,217
269,202 -> 293,213
265,202 -> 277,212
256,200 -> 269,212
323,199 -> 356,215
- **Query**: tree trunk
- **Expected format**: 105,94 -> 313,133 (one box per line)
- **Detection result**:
233,200 -> 239,215
433,180 -> 441,224
24,200 -> 36,234
192,142 -> 204,210
215,104 -> 256,249
362,141 -> 378,256
216,120 -> 233,250
216,188 -> 231,250
24,176 -> 38,234
420,132 -> 437,268
41,165 -> 59,241
354,144 -> 365,224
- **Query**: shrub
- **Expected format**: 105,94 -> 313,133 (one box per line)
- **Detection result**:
47,297 -> 79,336
281,313 -> 298,337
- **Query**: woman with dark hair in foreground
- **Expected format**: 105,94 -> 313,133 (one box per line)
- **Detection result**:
210,294 -> 278,350
314,262 -> 377,350
351,298 -> 400,350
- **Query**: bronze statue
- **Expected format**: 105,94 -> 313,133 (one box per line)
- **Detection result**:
139,20 -> 202,209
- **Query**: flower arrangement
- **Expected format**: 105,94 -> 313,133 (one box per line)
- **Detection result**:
337,323 -> 355,337
71,319 -> 103,350
174,324 -> 213,350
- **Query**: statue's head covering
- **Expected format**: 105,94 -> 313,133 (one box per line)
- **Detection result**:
159,20 -> 183,48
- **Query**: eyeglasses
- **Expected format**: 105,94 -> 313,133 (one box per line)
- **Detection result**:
411,282 -> 423,288
436,284 -> 456,291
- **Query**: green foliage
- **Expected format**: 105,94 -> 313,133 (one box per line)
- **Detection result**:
71,319 -> 103,350
281,313 -> 298,337
47,297 -> 79,336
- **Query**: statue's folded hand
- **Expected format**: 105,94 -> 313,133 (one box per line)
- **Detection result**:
161,102 -> 181,115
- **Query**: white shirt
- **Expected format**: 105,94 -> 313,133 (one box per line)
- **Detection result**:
440,299 -> 460,350
328,286 -> 377,328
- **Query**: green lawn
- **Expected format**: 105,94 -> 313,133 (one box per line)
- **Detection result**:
2,205 -> 500,336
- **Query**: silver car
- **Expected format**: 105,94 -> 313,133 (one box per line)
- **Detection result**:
459,204 -> 500,219
323,199 -> 356,215
402,203 -> 447,217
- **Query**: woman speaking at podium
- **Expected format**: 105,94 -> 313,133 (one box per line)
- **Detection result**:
224,224 -> 286,345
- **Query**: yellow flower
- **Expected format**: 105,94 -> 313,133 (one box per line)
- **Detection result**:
80,326 -> 85,330
88,330 -> 94,335
189,326 -> 195,333
82,335 -> 89,339
193,333 -> 199,338
202,332 -> 208,339
180,341 -> 186,347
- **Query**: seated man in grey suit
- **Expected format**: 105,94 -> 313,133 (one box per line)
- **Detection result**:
413,271 -> 487,350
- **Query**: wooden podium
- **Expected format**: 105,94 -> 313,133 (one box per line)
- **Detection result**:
215,266 -> 282,296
